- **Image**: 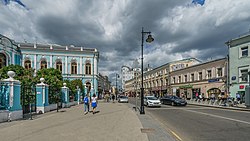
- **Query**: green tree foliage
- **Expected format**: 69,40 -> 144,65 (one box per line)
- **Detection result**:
0,64 -> 34,85
63,79 -> 83,101
0,65 -> 35,105
35,68 -> 63,104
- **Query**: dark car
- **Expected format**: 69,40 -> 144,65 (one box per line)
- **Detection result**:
160,95 -> 187,106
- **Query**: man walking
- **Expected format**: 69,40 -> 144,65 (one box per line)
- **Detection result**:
84,94 -> 89,114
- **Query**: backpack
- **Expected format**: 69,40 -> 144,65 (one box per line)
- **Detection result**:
84,97 -> 89,104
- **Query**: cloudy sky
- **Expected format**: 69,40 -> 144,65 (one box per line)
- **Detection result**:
1,0 -> 250,84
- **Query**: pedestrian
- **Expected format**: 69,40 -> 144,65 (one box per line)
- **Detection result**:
236,93 -> 240,103
83,94 -> 89,114
112,94 -> 115,103
195,92 -> 199,101
91,94 -> 98,114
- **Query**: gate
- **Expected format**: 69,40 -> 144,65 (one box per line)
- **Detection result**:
21,84 -> 36,117
0,82 -> 8,110
49,86 -> 62,111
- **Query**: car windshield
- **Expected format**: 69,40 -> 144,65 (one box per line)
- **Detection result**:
147,97 -> 158,100
120,96 -> 128,99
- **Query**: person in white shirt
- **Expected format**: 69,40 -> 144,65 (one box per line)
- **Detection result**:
91,94 -> 98,114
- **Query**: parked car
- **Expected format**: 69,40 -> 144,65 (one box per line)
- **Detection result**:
144,96 -> 161,107
118,95 -> 129,103
160,95 -> 187,106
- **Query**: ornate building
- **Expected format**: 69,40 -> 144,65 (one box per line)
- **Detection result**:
0,34 -> 99,96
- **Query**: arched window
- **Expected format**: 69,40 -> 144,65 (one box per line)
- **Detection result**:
40,60 -> 47,69
56,61 -> 62,72
0,53 -> 6,69
85,63 -> 91,75
24,60 -> 31,69
71,62 -> 77,74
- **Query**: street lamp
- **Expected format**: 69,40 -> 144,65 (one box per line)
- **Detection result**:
140,27 -> 154,114
115,73 -> 119,100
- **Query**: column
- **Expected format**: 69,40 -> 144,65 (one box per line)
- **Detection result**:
61,83 -> 69,108
50,55 -> 53,68
1,71 -> 22,121
34,55 -> 37,70
36,78 -> 49,114
80,57 -> 83,74
65,57 -> 68,74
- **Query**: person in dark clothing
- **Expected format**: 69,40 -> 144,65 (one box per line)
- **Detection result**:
112,94 -> 115,103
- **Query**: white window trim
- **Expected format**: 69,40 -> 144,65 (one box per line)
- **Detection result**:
239,46 -> 249,58
239,66 -> 249,83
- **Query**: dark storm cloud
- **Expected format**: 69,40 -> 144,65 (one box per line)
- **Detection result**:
1,0 -> 250,82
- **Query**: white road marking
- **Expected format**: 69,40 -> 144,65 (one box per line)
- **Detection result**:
184,109 -> 250,125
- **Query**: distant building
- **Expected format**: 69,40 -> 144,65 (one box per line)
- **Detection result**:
170,58 -> 227,99
226,33 -> 250,102
97,73 -> 111,97
125,58 -> 201,97
121,65 -> 141,92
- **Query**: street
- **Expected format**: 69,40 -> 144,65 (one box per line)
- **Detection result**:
130,97 -> 250,141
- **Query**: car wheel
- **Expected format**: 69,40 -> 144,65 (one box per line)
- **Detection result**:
171,102 -> 175,106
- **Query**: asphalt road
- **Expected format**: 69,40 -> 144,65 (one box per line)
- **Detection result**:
129,97 -> 250,141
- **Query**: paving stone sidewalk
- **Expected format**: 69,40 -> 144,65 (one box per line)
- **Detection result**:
0,102 -> 147,141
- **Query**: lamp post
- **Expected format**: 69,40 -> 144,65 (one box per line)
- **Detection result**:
140,27 -> 154,114
115,73 -> 119,100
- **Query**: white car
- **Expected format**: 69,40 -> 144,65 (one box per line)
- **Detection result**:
144,96 -> 161,107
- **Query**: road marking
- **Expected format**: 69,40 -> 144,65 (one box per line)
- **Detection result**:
147,107 -> 215,110
185,109 -> 250,125
170,130 -> 182,141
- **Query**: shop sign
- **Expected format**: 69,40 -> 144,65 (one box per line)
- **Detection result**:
208,78 -> 220,83
239,85 -> 245,89
231,76 -> 236,80
179,85 -> 193,89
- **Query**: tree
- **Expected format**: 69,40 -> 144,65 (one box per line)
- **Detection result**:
0,65 -> 35,106
63,79 -> 84,101
35,68 -> 63,104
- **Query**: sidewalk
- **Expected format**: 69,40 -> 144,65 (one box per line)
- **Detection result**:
0,101 -> 148,141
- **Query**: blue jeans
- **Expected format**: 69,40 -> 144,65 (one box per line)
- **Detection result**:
84,103 -> 89,112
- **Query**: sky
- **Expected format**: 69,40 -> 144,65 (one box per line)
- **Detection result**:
1,0 -> 250,85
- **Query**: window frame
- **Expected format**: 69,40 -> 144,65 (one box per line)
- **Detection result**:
239,67 -> 248,82
71,62 -> 77,74
24,60 -> 32,69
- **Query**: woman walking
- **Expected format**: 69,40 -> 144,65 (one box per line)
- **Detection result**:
91,94 -> 98,114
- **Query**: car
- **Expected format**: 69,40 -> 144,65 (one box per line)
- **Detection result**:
118,95 -> 129,103
160,95 -> 187,106
144,96 -> 161,107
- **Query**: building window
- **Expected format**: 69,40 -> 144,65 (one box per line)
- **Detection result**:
198,72 -> 202,80
71,62 -> 77,74
184,75 -> 187,82
217,68 -> 222,77
24,60 -> 31,69
241,47 -> 248,57
178,76 -> 181,83
173,77 -> 176,84
240,69 -> 248,82
0,53 -> 6,69
191,73 -> 194,82
40,60 -> 47,69
207,70 -> 212,79
56,61 -> 62,72
85,63 -> 91,75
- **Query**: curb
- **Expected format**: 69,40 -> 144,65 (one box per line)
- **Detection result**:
187,102 -> 250,112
